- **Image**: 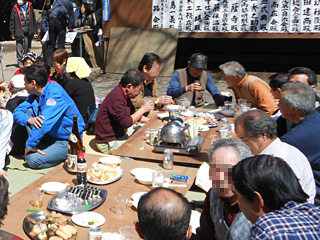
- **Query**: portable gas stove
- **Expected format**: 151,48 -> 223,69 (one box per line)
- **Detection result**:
153,136 -> 204,156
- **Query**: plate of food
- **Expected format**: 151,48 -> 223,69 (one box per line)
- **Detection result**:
87,162 -> 123,185
71,212 -> 105,228
130,168 -> 153,176
23,211 -> 77,240
41,182 -> 68,195
47,185 -> 107,215
186,112 -> 219,128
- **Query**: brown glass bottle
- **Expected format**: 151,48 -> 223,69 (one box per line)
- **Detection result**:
67,115 -> 84,173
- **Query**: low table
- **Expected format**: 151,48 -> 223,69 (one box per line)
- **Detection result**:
2,153 -> 198,238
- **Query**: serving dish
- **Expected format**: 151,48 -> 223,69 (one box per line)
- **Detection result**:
87,162 -> 123,185
99,156 -> 121,165
23,211 -> 77,240
47,185 -> 107,215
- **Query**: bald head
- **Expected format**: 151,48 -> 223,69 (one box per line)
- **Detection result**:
137,188 -> 192,240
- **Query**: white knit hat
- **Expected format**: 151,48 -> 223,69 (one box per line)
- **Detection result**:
11,74 -> 25,89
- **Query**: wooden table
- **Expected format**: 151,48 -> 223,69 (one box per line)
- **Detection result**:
2,153 -> 198,239
113,112 -> 234,167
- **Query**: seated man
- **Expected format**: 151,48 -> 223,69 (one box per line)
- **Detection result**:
279,82 -> 320,205
235,109 -> 316,203
192,138 -> 252,240
95,69 -> 154,154
232,155 -> 320,239
136,187 -> 192,240
13,65 -> 85,169
219,61 -> 275,115
167,53 -> 224,108
132,53 -> 173,110
288,66 -> 320,110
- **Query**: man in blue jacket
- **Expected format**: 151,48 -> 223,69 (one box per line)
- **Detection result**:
13,65 -> 85,169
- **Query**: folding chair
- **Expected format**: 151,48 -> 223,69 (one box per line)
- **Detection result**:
0,44 -> 4,82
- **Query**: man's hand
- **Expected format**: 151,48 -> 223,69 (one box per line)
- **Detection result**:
186,83 -> 202,92
141,101 -> 155,113
25,147 -> 45,156
27,115 -> 45,129
11,35 -> 15,40
157,95 -> 174,105
0,170 -> 8,178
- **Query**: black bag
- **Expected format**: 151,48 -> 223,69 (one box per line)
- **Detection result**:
87,106 -> 99,135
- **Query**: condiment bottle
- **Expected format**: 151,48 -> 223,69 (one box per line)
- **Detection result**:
77,152 -> 87,185
67,115 -> 84,172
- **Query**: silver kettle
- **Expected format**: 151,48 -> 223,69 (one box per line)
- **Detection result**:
160,117 -> 189,143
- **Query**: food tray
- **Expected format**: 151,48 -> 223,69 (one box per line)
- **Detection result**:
47,185 -> 107,215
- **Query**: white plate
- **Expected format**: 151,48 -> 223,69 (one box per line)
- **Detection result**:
198,125 -> 209,132
72,212 -> 105,227
179,110 -> 195,117
99,156 -> 121,165
102,232 -> 123,240
131,192 -> 147,208
87,169 -> 123,185
208,108 -> 223,113
221,110 -> 235,117
41,182 -> 67,195
130,168 -> 153,176
135,173 -> 153,185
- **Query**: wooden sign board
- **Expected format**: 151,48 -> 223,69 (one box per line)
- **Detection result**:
105,27 -> 179,76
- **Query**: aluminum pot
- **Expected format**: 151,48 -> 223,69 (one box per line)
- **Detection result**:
161,117 -> 189,143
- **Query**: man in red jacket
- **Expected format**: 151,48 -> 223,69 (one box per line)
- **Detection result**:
95,69 -> 154,154
9,0 -> 37,67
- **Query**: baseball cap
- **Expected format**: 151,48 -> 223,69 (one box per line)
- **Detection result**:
190,53 -> 207,69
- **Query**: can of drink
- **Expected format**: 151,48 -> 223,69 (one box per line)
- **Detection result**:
88,226 -> 102,240
163,150 -> 174,170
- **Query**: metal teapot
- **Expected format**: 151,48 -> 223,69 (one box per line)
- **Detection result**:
161,117 -> 189,143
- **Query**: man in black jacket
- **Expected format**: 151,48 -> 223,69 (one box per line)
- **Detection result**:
9,0 -> 37,67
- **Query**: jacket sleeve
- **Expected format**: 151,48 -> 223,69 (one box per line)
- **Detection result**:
30,6 -> 37,34
13,95 -> 36,127
68,4 -> 75,28
109,96 -> 133,129
9,8 -> 16,36
26,89 -> 71,149
206,73 -> 224,107
167,71 -> 187,97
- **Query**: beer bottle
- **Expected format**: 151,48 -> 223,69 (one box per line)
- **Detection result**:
67,115 -> 84,172
77,152 -> 87,185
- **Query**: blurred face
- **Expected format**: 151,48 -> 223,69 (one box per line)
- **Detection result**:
221,70 -> 236,87
235,189 -> 258,224
270,88 -> 281,99
209,147 -> 239,198
144,61 -> 160,82
278,90 -> 295,121
52,58 -> 66,73
235,124 -> 264,155
126,82 -> 143,99
23,58 -> 34,67
81,4 -> 86,14
24,76 -> 35,94
289,73 -> 317,92
188,62 -> 204,78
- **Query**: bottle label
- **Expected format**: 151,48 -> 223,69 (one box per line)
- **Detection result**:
67,154 -> 77,172
77,162 -> 87,173
69,133 -> 78,143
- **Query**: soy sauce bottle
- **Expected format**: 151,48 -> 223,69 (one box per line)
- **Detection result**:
77,152 -> 87,185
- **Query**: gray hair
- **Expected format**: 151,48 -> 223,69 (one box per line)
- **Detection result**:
281,82 -> 315,115
235,109 -> 277,139
219,61 -> 247,79
208,138 -> 252,162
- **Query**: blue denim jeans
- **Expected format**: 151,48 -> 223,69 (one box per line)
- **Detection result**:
25,108 -> 68,169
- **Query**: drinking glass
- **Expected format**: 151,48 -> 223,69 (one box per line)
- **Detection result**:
152,168 -> 165,188
32,188 -> 44,208
114,194 -> 129,216
119,226 -> 139,240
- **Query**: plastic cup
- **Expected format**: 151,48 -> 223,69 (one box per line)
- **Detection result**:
224,101 -> 232,110
143,96 -> 152,103
152,168 -> 165,188
32,188 -> 44,208
119,226 -> 139,240
114,194 -> 129,215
